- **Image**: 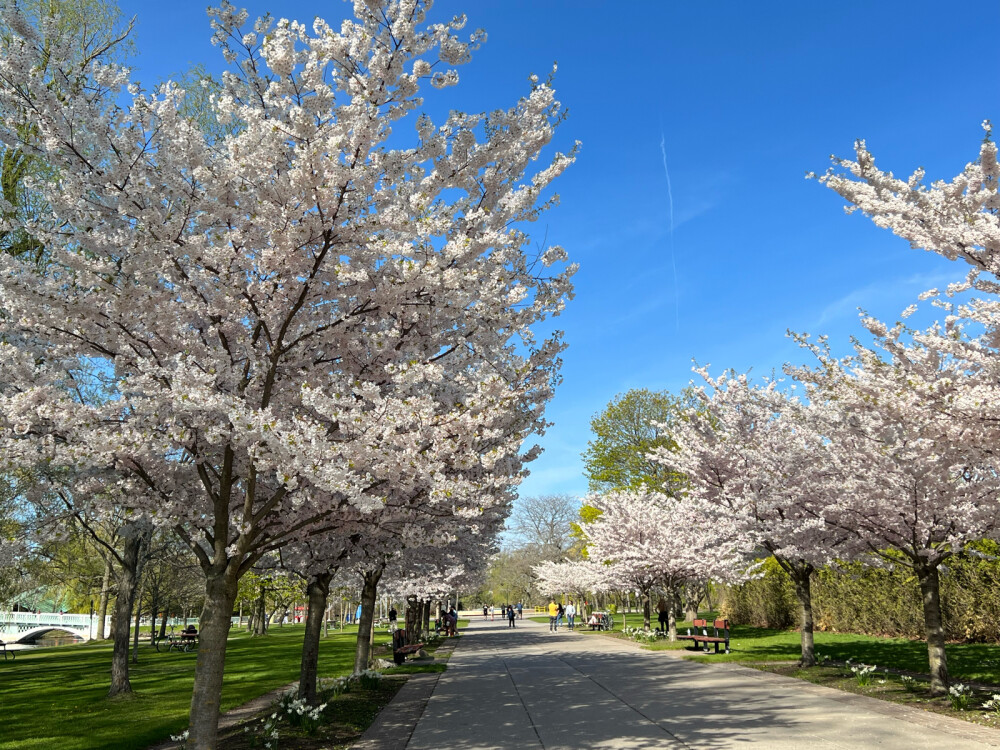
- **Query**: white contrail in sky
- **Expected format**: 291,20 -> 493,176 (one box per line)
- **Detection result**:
660,132 -> 680,332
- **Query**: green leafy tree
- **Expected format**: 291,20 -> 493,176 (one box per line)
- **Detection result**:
581,388 -> 696,495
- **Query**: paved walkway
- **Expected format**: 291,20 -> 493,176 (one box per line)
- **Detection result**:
365,613 -> 1000,749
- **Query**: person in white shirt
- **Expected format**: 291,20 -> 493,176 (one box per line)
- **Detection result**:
565,600 -> 577,630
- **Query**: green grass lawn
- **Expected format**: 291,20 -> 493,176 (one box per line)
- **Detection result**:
582,612 -> 1000,686
0,624 -> 388,750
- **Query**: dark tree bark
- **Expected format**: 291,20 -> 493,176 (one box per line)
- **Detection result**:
353,567 -> 382,673
404,594 -> 419,643
147,584 -> 158,645
298,570 -> 333,705
108,527 -> 148,697
789,563 -> 816,667
641,588 -> 651,631
159,601 -> 169,640
252,585 -> 268,636
917,562 -> 949,695
187,564 -> 240,750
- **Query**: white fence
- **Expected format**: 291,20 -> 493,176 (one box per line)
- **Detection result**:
1,611 -> 245,642
0,610 -> 109,640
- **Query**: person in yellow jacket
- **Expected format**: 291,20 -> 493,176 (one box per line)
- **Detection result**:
548,600 -> 559,632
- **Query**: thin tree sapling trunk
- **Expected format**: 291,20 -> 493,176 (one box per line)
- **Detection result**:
96,557 -> 113,640
131,582 -> 143,663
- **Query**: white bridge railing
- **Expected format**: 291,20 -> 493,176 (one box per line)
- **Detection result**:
0,611 -> 110,640
0,611 -> 244,642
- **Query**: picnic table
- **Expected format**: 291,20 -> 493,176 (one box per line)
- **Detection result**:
155,631 -> 199,652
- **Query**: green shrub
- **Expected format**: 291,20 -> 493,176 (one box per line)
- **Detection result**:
721,544 -> 1000,643
720,557 -> 796,629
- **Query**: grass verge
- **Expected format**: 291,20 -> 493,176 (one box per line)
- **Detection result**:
0,624 -> 388,750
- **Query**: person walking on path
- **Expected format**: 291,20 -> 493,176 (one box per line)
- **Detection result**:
556,602 -> 565,630
490,604 -> 495,621
483,605 -> 488,620
566,600 -> 576,630
657,598 -> 669,633
507,604 -> 516,628
516,601 -> 523,619
548,599 -> 559,631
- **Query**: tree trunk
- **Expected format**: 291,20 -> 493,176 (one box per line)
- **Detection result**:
683,584 -> 700,622
108,529 -> 146,698
422,599 -> 431,638
147,586 -> 158,645
131,580 -> 144,663
642,590 -> 651,631
667,605 -> 677,641
96,557 -> 113,640
298,571 -> 333,705
917,563 -> 949,695
187,566 -> 240,750
789,562 -> 816,667
353,567 -> 382,673
252,587 -> 267,636
159,602 -> 169,640
405,594 -> 419,643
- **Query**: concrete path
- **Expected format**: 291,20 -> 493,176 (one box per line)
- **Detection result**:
390,613 -> 1000,749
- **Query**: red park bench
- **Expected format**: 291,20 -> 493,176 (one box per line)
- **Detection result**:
677,618 -> 731,654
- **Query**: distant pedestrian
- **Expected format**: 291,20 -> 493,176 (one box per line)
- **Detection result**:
483,605 -> 489,620
516,601 -> 523,619
490,604 -> 495,621
657,598 -> 668,633
548,599 -> 558,631
388,606 -> 398,628
566,600 -> 576,630
507,605 -> 516,628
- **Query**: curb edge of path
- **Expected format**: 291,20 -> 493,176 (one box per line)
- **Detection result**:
352,637 -> 462,750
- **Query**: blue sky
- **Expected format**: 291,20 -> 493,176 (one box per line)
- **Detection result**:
118,0 -> 1000,502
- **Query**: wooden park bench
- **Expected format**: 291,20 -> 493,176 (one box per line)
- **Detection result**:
0,639 -> 14,661
677,618 -> 731,653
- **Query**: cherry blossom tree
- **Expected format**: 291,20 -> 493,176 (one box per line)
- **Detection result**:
579,490 -> 753,636
790,321 -> 1000,694
0,1 -> 575,745
818,121 -> 999,293
533,558 -> 611,599
658,370 -> 847,666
